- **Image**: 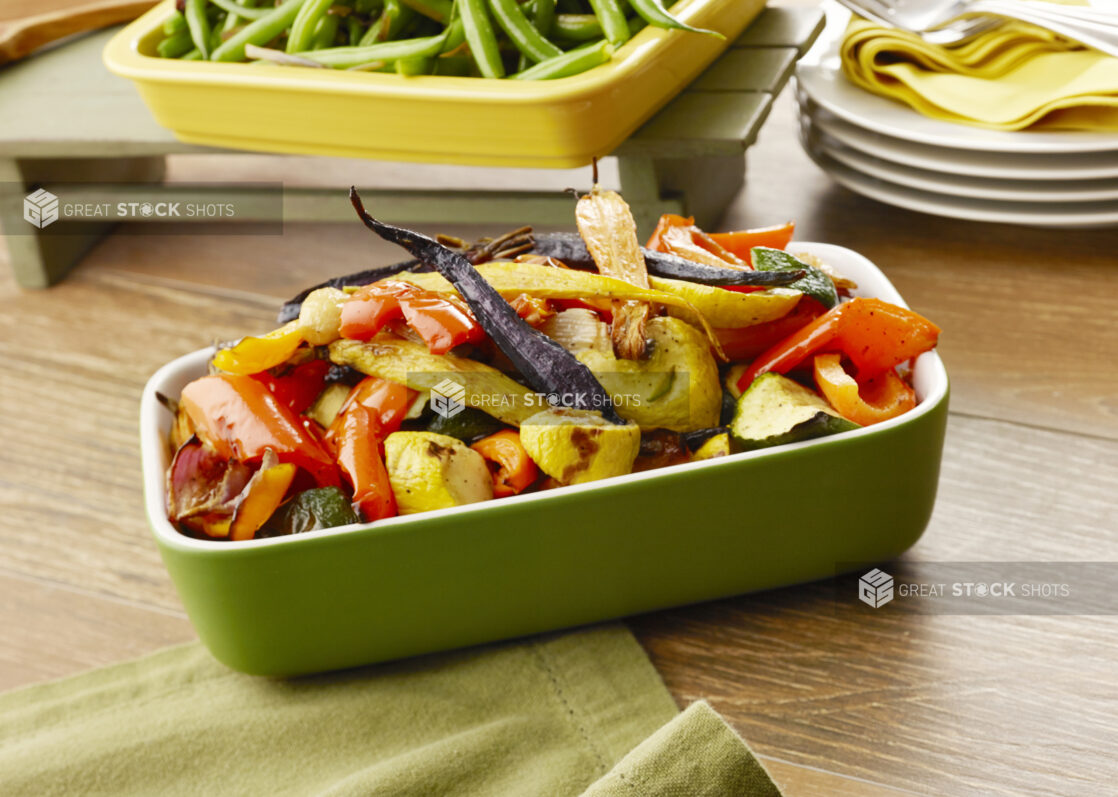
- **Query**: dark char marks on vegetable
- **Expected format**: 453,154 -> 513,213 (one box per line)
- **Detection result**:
531,232 -> 805,287
349,188 -> 624,425
276,229 -> 806,324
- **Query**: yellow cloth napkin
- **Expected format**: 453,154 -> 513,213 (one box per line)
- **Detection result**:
840,15 -> 1118,130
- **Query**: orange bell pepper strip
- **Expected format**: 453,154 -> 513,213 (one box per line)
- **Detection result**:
333,404 -> 396,522
228,458 -> 298,541
180,374 -> 340,488
708,223 -> 795,263
646,215 -> 795,267
813,354 -> 916,426
738,298 -> 940,393
340,281 -> 484,355
715,298 -> 826,361
470,430 -> 538,497
645,213 -> 694,252
326,376 -> 415,454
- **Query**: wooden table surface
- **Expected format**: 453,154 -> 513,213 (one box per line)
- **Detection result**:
2,41 -> 1117,797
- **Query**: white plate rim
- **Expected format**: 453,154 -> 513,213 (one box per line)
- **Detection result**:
804,122 -> 1118,202
803,146 -> 1118,227
799,95 -> 1118,181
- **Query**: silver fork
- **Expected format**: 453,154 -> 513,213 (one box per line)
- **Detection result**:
836,0 -> 1002,44
838,0 -> 1118,54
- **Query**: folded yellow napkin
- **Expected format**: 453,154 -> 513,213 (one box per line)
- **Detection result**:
841,15 -> 1118,130
0,624 -> 782,796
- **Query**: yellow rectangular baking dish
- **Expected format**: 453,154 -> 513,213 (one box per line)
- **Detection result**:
103,0 -> 764,167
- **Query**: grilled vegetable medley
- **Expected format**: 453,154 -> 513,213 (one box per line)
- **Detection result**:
163,186 -> 940,541
157,0 -> 720,79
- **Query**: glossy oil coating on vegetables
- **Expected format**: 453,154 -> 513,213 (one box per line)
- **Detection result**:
155,0 -> 715,80
162,189 -> 940,542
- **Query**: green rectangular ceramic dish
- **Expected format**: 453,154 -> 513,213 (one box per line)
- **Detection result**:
140,242 -> 949,675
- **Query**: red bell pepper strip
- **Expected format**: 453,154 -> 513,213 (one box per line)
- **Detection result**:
333,403 -> 396,522
714,298 -> 826,361
251,359 -> 330,415
470,429 -> 538,497
708,222 -> 795,263
339,282 -> 409,340
397,290 -> 484,355
340,281 -> 484,355
737,298 -> 940,392
180,374 -> 340,488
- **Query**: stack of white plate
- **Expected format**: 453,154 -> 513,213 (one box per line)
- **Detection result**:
794,6 -> 1118,228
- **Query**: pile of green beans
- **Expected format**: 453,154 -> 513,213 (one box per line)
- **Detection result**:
156,0 -> 720,79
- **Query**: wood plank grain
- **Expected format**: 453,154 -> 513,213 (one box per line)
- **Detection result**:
761,757 -> 920,797
0,570 -> 193,690
0,262 -> 275,610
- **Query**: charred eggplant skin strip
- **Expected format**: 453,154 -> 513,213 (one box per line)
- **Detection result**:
349,188 -> 625,425
276,231 -> 804,324
532,233 -> 805,287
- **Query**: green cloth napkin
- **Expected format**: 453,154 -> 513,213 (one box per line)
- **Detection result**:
0,624 -> 781,796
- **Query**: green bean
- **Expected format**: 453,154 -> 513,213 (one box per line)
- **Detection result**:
163,11 -> 187,36
487,0 -> 561,64
551,13 -> 602,41
395,54 -> 434,74
360,0 -> 416,44
435,54 -> 473,75
401,0 -> 453,23
157,29 -> 195,58
208,0 -> 270,21
298,32 -> 448,67
512,38 -> 611,79
212,0 -> 309,61
312,13 -> 341,48
533,0 -> 555,38
585,0 -> 629,45
345,17 -> 363,45
182,48 -> 205,60
624,0 -> 721,38
460,0 -> 504,78
439,17 -> 467,53
185,0 -> 212,59
221,0 -> 246,35
287,0 -> 335,52
552,13 -> 643,41
515,0 -> 533,71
